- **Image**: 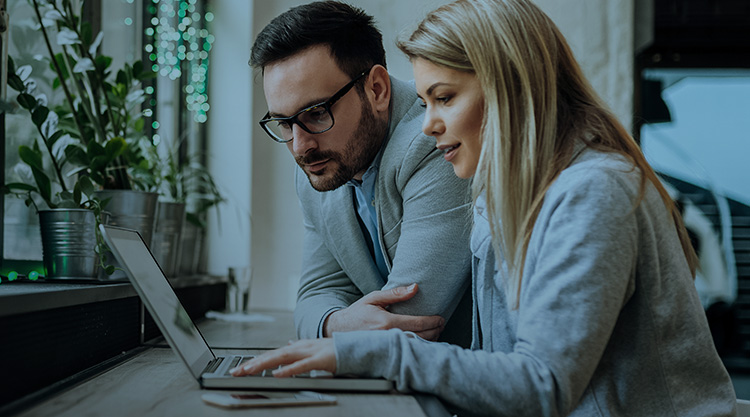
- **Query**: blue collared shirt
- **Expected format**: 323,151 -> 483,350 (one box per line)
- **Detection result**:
346,151 -> 389,281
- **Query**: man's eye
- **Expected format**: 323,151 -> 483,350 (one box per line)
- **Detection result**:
307,107 -> 327,119
275,120 -> 291,129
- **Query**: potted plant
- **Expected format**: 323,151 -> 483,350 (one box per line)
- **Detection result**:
40,0 -> 163,279
2,56 -> 113,278
31,0 -> 162,263
147,136 -> 224,277
4,0 -> 164,279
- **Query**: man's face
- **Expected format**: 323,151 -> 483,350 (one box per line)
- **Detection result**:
262,45 -> 388,191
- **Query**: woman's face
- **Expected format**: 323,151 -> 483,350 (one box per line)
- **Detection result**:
413,58 -> 484,179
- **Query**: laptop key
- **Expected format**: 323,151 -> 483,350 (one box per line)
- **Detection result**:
228,357 -> 241,370
205,357 -> 223,374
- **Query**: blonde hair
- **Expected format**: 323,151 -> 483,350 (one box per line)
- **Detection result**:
398,0 -> 697,307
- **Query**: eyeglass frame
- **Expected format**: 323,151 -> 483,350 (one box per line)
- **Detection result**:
259,68 -> 371,143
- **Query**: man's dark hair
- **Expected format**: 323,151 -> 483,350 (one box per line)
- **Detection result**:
250,1 -> 386,79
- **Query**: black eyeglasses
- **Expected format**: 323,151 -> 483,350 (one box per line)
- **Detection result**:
259,69 -> 371,143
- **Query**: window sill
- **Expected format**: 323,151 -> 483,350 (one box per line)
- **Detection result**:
0,275 -> 227,318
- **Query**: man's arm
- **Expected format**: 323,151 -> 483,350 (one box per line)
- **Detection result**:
293,169 -> 361,339
294,167 -> 447,340
324,133 -> 473,342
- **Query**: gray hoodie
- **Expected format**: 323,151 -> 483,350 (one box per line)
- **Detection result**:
334,149 -> 736,417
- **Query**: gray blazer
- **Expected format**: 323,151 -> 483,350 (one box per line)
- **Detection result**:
294,77 -> 473,346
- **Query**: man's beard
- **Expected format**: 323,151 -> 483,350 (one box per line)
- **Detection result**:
296,98 -> 388,192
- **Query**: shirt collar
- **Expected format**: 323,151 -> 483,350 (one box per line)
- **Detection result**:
346,137 -> 388,189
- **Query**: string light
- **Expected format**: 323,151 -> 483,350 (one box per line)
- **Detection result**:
146,0 -> 213,123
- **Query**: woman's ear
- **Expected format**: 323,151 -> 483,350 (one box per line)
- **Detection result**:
365,65 -> 391,114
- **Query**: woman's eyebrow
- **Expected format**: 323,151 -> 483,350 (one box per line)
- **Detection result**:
426,82 -> 452,96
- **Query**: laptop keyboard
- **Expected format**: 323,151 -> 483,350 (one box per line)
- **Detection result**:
223,355 -> 317,378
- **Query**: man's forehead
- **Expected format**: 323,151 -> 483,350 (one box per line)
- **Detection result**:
262,47 -> 349,116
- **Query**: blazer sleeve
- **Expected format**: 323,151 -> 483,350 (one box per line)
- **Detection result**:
381,137 -> 473,323
292,169 -> 364,339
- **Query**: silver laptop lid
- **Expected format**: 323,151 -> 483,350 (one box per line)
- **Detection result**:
99,224 -> 215,380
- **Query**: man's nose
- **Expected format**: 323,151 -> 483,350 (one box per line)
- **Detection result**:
290,123 -> 319,156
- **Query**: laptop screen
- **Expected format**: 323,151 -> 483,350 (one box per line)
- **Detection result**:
100,225 -> 215,379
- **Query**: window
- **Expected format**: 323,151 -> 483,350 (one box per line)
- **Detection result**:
1,0 -> 213,278
635,0 -> 750,358
641,68 -> 750,207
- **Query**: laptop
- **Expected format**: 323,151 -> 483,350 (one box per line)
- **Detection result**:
99,224 -> 393,392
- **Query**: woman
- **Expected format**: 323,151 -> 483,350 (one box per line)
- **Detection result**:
232,0 -> 737,415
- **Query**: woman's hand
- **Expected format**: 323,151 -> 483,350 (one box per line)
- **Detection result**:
230,339 -> 336,378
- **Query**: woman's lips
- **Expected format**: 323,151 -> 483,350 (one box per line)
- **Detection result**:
438,143 -> 460,162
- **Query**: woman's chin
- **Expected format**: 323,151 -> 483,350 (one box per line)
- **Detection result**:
452,163 -> 477,179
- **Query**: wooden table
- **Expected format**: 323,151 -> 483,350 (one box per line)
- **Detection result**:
15,310 -> 449,417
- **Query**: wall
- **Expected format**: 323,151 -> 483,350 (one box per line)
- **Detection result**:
535,0 -> 635,129
204,1 -> 254,280
210,0 -> 635,311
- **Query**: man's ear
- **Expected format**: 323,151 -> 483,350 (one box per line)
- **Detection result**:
365,65 -> 391,114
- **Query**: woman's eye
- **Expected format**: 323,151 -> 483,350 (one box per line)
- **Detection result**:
436,96 -> 451,104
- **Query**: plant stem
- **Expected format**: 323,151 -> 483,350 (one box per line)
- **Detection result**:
35,127 -> 69,193
62,0 -> 131,189
59,46 -> 105,144
31,0 -> 88,146
65,0 -> 121,138
106,155 -> 131,189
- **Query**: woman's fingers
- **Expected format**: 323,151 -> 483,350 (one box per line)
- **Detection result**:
230,339 -> 335,377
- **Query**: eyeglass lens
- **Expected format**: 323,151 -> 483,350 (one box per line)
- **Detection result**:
265,105 -> 333,142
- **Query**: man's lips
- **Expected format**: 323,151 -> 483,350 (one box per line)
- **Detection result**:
304,158 -> 331,172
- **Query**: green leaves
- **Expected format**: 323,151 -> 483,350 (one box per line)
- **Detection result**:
2,183 -> 37,192
17,93 -> 37,110
105,137 -> 126,159
6,56 -> 26,92
94,55 -> 112,74
51,53 -> 70,90
19,145 -> 52,206
6,0 -> 166,209
32,106 -> 50,128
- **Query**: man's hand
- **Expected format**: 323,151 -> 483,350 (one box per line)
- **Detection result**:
230,339 -> 335,378
324,284 -> 445,340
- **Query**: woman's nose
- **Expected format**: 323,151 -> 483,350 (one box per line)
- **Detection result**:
422,109 -> 445,138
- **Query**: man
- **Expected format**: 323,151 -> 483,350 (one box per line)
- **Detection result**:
250,1 -> 472,346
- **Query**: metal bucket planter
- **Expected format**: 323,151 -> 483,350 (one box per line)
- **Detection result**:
39,209 -> 103,280
94,190 -> 159,245
94,190 -> 159,280
151,201 -> 186,277
178,220 -> 203,276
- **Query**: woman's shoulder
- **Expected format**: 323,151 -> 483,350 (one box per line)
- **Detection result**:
544,148 -> 646,215
552,149 -> 641,195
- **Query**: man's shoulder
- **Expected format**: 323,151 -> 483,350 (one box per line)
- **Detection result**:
381,78 -> 436,170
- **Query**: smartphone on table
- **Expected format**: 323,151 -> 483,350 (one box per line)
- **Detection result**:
201,391 -> 337,409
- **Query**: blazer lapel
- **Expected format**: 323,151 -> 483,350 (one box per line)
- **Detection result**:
322,187 -> 385,295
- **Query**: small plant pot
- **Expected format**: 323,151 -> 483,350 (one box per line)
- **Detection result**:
94,190 -> 159,280
39,209 -> 102,280
178,220 -> 203,276
151,201 -> 186,277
